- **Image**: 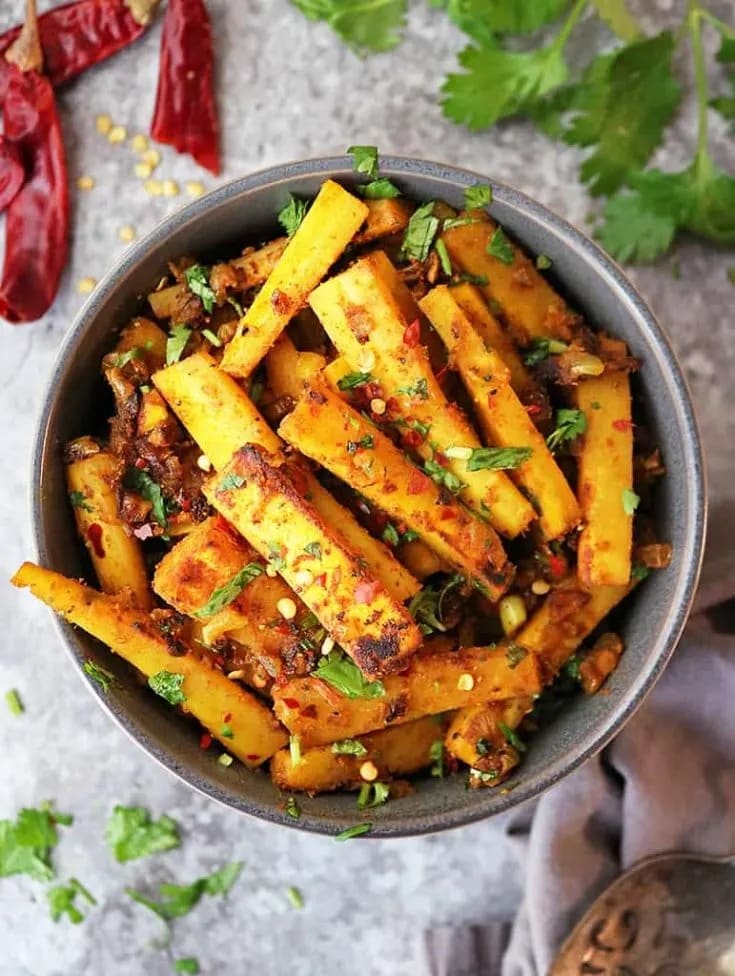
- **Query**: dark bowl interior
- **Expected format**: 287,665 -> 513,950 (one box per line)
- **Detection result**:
32,157 -> 706,836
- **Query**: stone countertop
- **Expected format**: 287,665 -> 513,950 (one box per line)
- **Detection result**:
0,1 -> 731,973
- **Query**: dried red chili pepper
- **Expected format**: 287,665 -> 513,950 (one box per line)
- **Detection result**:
0,0 -> 159,89
150,0 -> 220,174
0,136 -> 24,212
0,0 -> 69,324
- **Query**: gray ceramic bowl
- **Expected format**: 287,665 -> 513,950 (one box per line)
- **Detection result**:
32,156 -> 706,837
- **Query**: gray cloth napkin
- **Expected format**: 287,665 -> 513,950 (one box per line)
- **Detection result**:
423,510 -> 735,976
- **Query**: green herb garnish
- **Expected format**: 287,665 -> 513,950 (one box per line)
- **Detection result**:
5,689 -> 23,716
524,337 -> 568,365
505,644 -> 529,669
148,671 -> 186,706
174,959 -> 200,974
631,562 -> 650,581
346,434 -> 374,453
359,178 -> 401,199
429,739 -> 444,778
435,238 -> 452,275
546,408 -> 587,452
357,782 -> 389,808
334,823 -> 372,841
124,468 -> 170,529
166,323 -> 192,365
0,803 -> 72,882
400,200 -> 440,262
127,862 -> 243,920
464,183 -> 492,209
347,145 -> 379,178
286,885 -> 305,909
83,660 -> 115,693
466,446 -> 532,471
337,371 -> 374,391
423,458 -> 465,494
47,878 -> 96,924
284,797 -> 301,819
313,651 -> 385,699
183,265 -> 216,313
68,490 -> 93,513
105,805 -> 180,863
331,739 -> 368,757
193,563 -> 264,619
278,194 -> 309,237
536,254 -> 552,269
622,488 -> 640,514
487,226 -> 515,265
218,472 -> 246,491
498,721 -> 527,753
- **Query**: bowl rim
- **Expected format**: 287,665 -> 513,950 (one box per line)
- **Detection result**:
31,155 -> 707,837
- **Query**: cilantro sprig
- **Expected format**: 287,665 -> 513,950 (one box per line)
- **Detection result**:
313,651 -> 385,699
105,805 -> 181,863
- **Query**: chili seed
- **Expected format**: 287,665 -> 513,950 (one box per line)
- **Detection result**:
227,669 -> 245,680
531,579 -> 551,596
130,133 -> 148,153
321,635 -> 335,655
76,175 -> 95,191
118,225 -> 136,243
134,161 -> 153,179
265,564 -> 278,578
294,569 -> 314,588
277,598 -> 297,620
108,125 -> 127,144
196,454 -> 212,472
457,673 -> 474,691
143,148 -> 161,168
186,180 -> 205,198
370,398 -> 386,415
356,349 -> 376,372
76,277 -> 97,295
359,761 -> 378,782
162,179 -> 180,197
144,179 -> 163,197
95,114 -> 112,135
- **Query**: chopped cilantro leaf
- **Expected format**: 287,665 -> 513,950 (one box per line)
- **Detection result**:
284,797 -> 301,819
277,194 -> 308,237
622,488 -> 640,515
347,145 -> 379,178
435,238 -> 452,275
5,689 -> 23,716
148,671 -> 186,706
423,458 -> 465,494
505,644 -> 528,669
429,739 -> 444,778
294,1 -> 407,55
546,408 -> 587,452
202,327 -> 222,346
400,201 -> 440,262
334,822 -> 372,841
381,523 -> 400,547
358,178 -> 401,199
347,434 -> 374,453
0,804 -> 72,882
453,272 -> 489,286
68,490 -> 93,513
174,959 -> 200,974
109,347 -> 143,369
631,562 -> 650,581
304,541 -> 323,558
357,782 -> 389,808
166,323 -> 192,365
47,878 -> 96,924
331,739 -> 368,756
313,651 -> 385,699
536,254 -> 552,269
218,472 -> 246,491
83,661 -> 115,693
105,805 -> 180,863
397,377 -> 429,399
498,721 -> 527,753
524,337 -> 568,365
337,371 -> 374,391
487,226 -> 515,265
466,446 -> 532,471
463,183 -> 492,209
409,574 -> 464,634
124,468 -> 169,530
565,655 -> 581,680
443,214 -> 483,231
193,563 -> 264,618
183,265 -> 216,314
286,885 -> 305,909
127,862 -> 243,920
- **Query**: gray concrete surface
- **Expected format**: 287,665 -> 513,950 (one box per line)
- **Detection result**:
0,1 -> 732,973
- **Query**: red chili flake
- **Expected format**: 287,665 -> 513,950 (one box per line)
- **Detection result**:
402,429 -> 422,450
246,754 -> 260,762
612,419 -> 633,432
439,506 -> 457,521
210,653 -> 226,668
355,579 -> 382,604
548,553 -> 567,578
526,404 -> 542,417
403,318 -> 420,347
435,364 -> 449,383
180,497 -> 191,512
300,704 -> 318,719
364,382 -> 383,401
408,470 -> 429,495
434,450 -> 448,466
313,573 -> 327,587
282,697 -> 300,709
199,732 -> 212,750
86,523 -> 105,558
223,712 -> 232,723
134,457 -> 147,469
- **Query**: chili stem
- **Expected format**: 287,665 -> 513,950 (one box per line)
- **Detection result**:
552,0 -> 589,55
687,2 -> 711,167
6,0 -> 42,72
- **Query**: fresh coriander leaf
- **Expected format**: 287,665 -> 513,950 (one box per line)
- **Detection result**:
278,194 -> 308,237
564,34 -> 681,196
193,563 -> 264,618
334,822 -> 372,841
397,377 -> 429,399
284,797 -> 301,819
434,0 -> 572,38
442,36 -> 572,132
286,885 -> 304,909
621,488 -> 640,515
727,267 -> 735,286
83,661 -> 115,692
467,446 -> 532,471
546,408 -> 587,452
124,468 -> 169,529
0,804 -> 72,881
202,327 -> 222,346
166,324 -> 192,365
357,782 -> 389,808
590,0 -> 641,41
712,35 -> 735,123
148,671 -> 186,706
127,862 -> 243,920
464,183 -> 492,210
381,523 -> 400,546
337,371 -> 374,390
470,767 -> 498,784
347,145 -> 379,178
487,226 -> 514,265
453,272 -> 488,286
505,643 -> 528,669
400,201 -> 440,262
109,347 -> 143,369
443,215 -> 483,231
429,739 -> 444,778
5,689 -> 23,716
68,490 -> 93,513
218,472 -> 246,491
498,721 -> 527,753
48,878 -> 96,924
313,651 -> 385,699
347,434 -> 374,453
331,739 -> 368,756
221,724 -> 234,739
536,254 -> 552,270
423,458 -> 465,494
304,541 -> 323,558
409,574 -> 464,634
293,0 -> 407,54
105,805 -> 180,863
435,238 -> 452,275
631,562 -> 650,581
174,959 -> 200,975
475,738 -> 491,756
183,265 -> 215,313
358,178 -> 401,199
524,337 -> 568,365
